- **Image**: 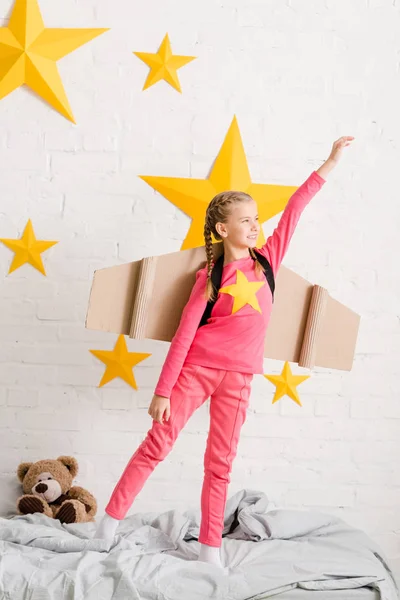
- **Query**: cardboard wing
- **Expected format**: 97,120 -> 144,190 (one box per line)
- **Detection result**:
85,243 -> 360,371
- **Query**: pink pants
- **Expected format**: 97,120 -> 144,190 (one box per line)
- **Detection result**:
105,362 -> 253,547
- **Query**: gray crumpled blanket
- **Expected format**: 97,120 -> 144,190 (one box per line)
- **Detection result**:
0,489 -> 398,600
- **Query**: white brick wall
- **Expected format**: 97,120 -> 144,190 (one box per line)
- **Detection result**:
1,0 -> 399,572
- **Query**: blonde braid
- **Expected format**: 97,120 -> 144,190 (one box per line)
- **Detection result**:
204,222 -> 217,302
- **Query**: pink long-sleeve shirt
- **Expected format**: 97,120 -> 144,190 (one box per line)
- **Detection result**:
154,170 -> 326,398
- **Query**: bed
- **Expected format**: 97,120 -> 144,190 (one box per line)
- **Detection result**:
0,488 -> 398,599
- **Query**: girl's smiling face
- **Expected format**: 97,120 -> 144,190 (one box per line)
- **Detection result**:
216,199 -> 260,248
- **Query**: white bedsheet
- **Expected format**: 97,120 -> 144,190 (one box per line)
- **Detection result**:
0,489 -> 398,600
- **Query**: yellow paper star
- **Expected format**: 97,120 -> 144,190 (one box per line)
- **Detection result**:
0,219 -> 58,275
140,116 -> 298,250
134,33 -> 196,92
90,334 -> 151,389
219,269 -> 265,314
264,361 -> 310,406
0,0 -> 109,122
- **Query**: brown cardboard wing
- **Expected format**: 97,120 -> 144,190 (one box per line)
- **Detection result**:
85,243 -> 360,371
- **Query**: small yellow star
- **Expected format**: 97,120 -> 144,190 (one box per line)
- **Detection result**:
219,270 -> 265,314
140,116 -> 298,250
133,33 -> 196,92
264,361 -> 310,406
90,334 -> 151,389
0,219 -> 58,275
0,0 -> 109,122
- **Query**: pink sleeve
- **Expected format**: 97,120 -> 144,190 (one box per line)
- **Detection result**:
257,170 -> 326,274
154,266 -> 208,398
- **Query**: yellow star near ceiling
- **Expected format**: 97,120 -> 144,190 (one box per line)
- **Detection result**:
140,116 -> 298,250
0,219 -> 58,275
0,0 -> 109,122
133,33 -> 196,92
219,269 -> 265,314
90,334 -> 151,389
264,361 -> 310,406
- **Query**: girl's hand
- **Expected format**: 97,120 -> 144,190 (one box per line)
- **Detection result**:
148,394 -> 171,425
316,136 -> 355,179
328,136 -> 355,164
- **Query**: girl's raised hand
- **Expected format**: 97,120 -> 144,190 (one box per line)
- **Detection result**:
329,136 -> 355,163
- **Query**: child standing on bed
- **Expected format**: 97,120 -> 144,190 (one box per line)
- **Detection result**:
95,136 -> 354,568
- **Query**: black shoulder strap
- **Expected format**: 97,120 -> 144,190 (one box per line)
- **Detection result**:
198,250 -> 275,329
254,249 -> 275,299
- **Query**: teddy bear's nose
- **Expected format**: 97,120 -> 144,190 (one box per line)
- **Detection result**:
35,483 -> 48,493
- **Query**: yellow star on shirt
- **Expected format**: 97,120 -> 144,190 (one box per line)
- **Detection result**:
219,269 -> 265,314
133,33 -> 196,92
264,361 -> 310,406
140,115 -> 298,250
0,0 -> 109,122
90,334 -> 151,389
0,219 -> 58,275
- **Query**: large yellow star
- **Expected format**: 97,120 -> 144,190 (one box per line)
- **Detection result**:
133,33 -> 196,93
0,0 -> 109,122
140,116 -> 298,250
90,334 -> 151,389
219,269 -> 265,314
264,361 -> 310,406
0,219 -> 58,275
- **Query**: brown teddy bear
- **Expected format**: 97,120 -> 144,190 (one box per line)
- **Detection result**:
16,456 -> 97,524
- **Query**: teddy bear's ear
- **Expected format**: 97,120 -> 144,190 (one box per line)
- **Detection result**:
57,456 -> 78,478
17,462 -> 33,483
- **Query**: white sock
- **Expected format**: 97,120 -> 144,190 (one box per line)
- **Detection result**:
198,543 -> 223,568
94,513 -> 120,541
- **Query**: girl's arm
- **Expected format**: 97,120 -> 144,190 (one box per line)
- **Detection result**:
316,157 -> 336,180
258,136 -> 354,275
257,169 -> 326,275
154,266 -> 208,398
